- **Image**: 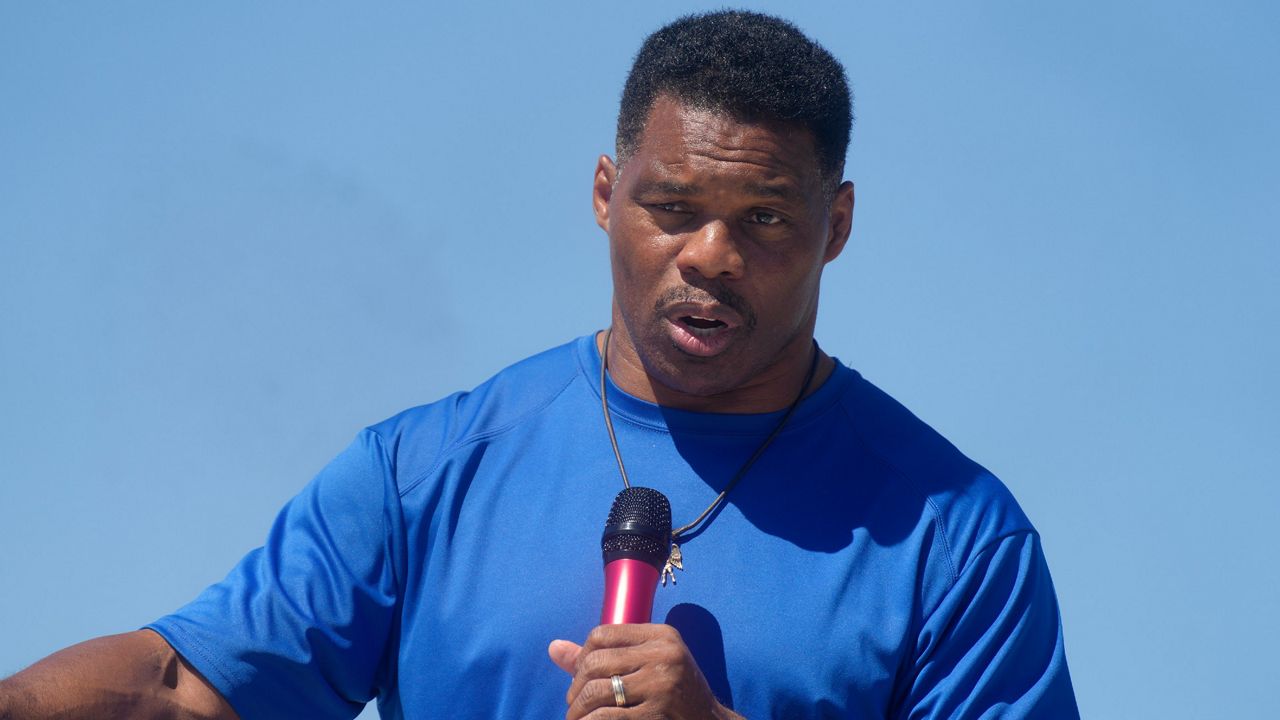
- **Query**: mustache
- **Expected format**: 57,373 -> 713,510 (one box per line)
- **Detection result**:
654,283 -> 758,330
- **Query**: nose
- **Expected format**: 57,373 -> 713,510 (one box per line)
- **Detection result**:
675,220 -> 745,280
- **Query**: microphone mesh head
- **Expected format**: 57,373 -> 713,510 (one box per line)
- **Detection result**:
601,487 -> 672,568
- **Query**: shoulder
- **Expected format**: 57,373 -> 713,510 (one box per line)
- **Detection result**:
362,336 -> 590,494
833,366 -> 1036,581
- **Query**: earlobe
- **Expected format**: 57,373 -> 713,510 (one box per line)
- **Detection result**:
824,181 -> 855,263
593,156 -> 617,232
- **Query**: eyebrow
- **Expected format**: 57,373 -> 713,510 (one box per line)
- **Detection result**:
631,179 -> 699,197
746,183 -> 799,201
630,179 -> 800,202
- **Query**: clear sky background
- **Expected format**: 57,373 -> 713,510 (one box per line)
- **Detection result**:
2,2 -> 1276,718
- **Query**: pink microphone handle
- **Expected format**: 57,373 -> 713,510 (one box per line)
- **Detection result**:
601,558 -> 660,624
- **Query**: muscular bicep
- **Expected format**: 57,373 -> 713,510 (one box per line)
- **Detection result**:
140,629 -> 240,719
144,430 -> 403,717
0,630 -> 238,720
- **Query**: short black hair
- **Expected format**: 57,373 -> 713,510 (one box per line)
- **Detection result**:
617,10 -> 852,188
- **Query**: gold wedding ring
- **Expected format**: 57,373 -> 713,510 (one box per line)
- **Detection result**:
611,674 -> 628,707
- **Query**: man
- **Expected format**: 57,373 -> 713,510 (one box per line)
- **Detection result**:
0,10 -> 1078,719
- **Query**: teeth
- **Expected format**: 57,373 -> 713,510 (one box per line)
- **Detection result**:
681,315 -> 727,331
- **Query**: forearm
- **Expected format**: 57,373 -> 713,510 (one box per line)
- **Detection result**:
0,630 -> 236,720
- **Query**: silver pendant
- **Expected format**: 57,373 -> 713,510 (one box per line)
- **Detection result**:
661,542 -> 684,586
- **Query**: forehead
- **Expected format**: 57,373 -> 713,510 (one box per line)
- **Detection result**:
627,95 -> 824,198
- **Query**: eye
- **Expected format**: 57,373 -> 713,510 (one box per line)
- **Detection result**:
644,202 -> 693,231
748,210 -> 784,226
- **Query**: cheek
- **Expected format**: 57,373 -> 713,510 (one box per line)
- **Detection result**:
609,241 -> 663,318
760,265 -> 825,320
610,241 -> 644,289
610,227 -> 674,288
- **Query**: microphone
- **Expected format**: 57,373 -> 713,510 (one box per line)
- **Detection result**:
600,487 -> 672,624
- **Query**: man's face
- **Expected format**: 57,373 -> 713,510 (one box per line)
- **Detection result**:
594,95 -> 853,409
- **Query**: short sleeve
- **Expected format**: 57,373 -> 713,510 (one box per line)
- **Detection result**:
147,429 -> 405,720
895,532 -> 1079,719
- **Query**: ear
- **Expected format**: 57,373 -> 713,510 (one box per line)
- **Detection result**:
593,155 -> 618,232
823,181 -> 855,263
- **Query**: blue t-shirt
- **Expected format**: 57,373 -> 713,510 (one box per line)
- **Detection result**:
148,335 -> 1078,719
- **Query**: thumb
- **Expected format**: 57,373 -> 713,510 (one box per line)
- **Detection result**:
547,639 -> 582,674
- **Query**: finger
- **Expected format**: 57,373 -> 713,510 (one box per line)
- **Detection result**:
580,623 -> 673,653
565,645 -> 644,707
566,673 -> 641,720
547,639 -> 581,675
575,710 -> 627,720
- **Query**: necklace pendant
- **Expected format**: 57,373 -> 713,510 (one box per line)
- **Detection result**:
661,542 -> 684,586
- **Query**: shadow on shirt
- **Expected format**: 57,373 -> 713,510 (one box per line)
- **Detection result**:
660,381 -> 983,555
665,602 -> 734,709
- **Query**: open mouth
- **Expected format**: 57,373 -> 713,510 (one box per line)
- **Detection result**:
666,311 -> 737,357
679,315 -> 728,332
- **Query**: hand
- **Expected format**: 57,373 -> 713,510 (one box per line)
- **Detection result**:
548,624 -> 743,720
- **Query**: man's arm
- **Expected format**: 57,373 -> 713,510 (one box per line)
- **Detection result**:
893,532 -> 1078,718
0,629 -> 238,720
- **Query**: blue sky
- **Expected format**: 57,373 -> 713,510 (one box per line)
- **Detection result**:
2,2 -> 1277,717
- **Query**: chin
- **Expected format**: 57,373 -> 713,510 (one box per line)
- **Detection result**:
647,350 -> 744,398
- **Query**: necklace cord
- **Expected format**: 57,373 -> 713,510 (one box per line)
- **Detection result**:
599,327 -> 821,540
600,327 -> 632,488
